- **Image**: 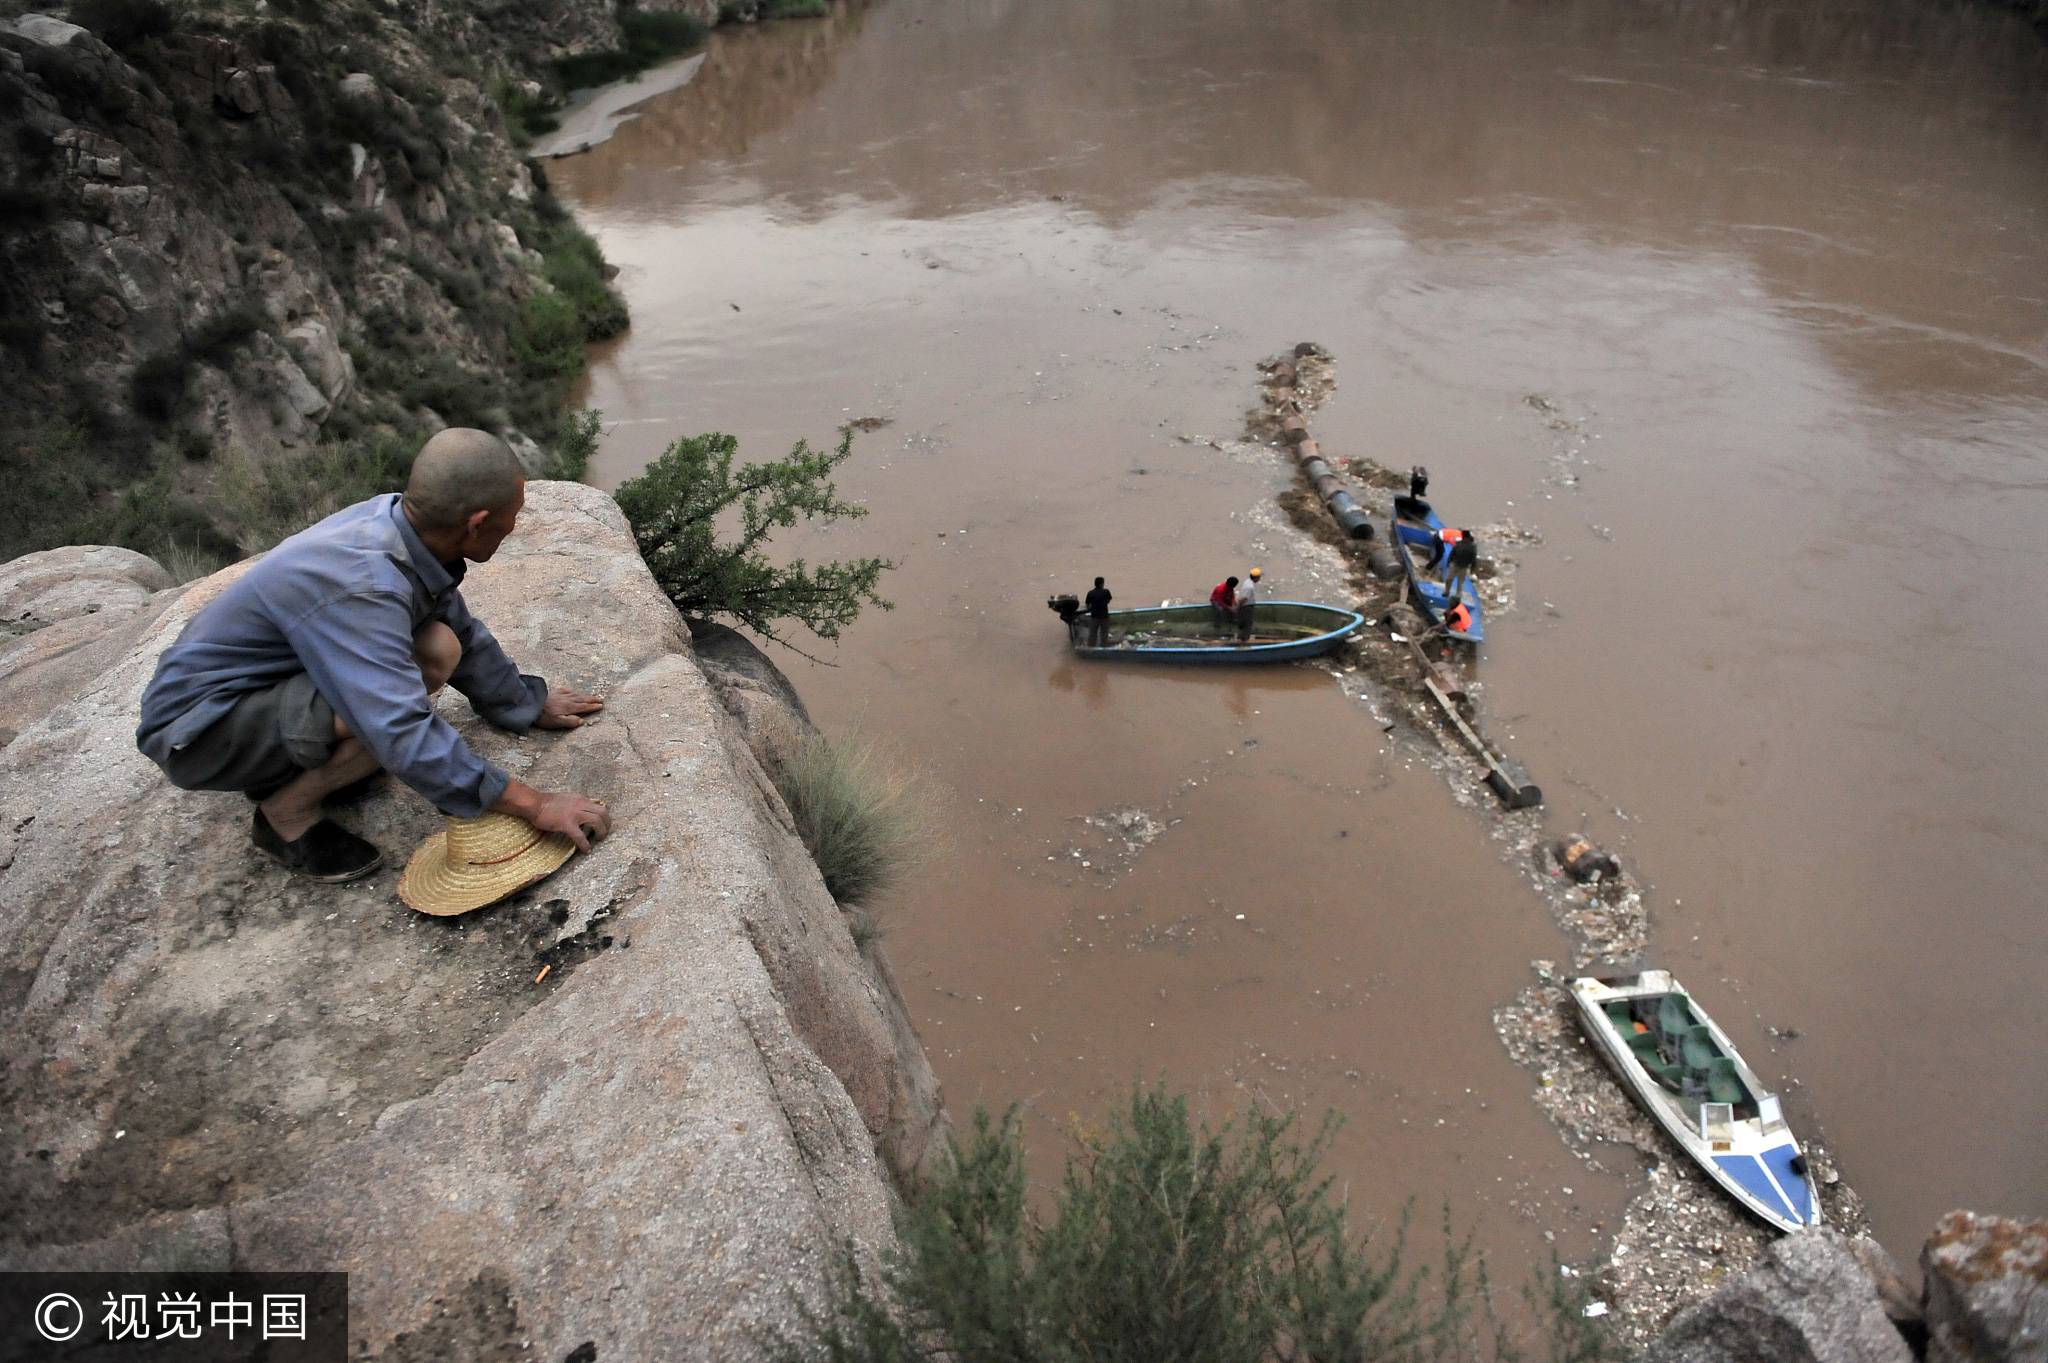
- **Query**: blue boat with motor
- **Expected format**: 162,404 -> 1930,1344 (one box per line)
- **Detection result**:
1390,475 -> 1483,645
1046,597 -> 1364,664
1572,971 -> 1823,1234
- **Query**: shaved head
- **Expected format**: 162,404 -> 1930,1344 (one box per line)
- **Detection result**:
403,428 -> 525,531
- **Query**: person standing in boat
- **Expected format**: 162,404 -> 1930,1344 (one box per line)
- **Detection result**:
1234,566 -> 1261,643
1084,576 -> 1113,648
1440,530 -> 1477,610
1208,575 -> 1239,635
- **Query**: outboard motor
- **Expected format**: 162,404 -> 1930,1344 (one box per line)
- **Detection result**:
1047,594 -> 1081,623
1394,463 -> 1433,521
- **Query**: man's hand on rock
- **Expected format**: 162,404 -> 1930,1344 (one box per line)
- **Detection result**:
528,792 -> 612,853
537,685 -> 604,730
495,780 -> 613,853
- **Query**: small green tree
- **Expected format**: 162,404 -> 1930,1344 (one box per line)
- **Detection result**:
777,1088 -> 1621,1363
615,428 -> 892,648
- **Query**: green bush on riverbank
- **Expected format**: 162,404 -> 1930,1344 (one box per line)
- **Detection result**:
779,1088 -> 1618,1363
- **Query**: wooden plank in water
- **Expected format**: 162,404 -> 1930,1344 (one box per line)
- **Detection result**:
1424,678 -> 1542,809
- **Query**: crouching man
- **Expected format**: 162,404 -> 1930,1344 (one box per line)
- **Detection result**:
136,428 -> 612,881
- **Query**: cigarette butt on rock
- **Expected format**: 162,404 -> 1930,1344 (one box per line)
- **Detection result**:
535,965 -> 552,985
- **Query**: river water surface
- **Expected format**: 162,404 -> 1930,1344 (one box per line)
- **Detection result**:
546,0 -> 2048,1285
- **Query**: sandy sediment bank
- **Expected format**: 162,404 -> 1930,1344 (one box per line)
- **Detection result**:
529,53 -> 710,159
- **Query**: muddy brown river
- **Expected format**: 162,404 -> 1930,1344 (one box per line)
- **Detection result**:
546,0 -> 2048,1292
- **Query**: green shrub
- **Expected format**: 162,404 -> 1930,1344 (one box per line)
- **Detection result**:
398,354 -> 507,430
511,288 -> 583,385
765,0 -> 829,18
554,10 -> 708,91
536,224 -> 629,341
774,732 -> 924,906
780,1090 -> 1620,1363
405,249 -> 494,315
614,428 -> 893,648
128,304 -> 264,420
501,213 -> 628,422
129,349 -> 193,420
491,75 -> 563,143
0,421 -> 242,564
543,406 -> 603,481
213,428 -> 416,555
187,305 -> 264,366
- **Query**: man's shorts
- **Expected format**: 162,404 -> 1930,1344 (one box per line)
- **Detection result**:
159,674 -> 338,800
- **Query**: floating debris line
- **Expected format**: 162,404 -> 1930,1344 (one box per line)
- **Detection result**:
1232,344 -> 1870,1349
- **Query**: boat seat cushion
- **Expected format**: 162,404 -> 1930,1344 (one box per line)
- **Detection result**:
1657,993 -> 1693,1037
1681,1024 -> 1720,1072
1707,1057 -> 1746,1108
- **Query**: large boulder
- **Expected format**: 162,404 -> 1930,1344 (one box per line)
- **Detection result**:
1924,1211 -> 2048,1363
0,590 -> 178,749
1637,1230 -> 1915,1363
0,543 -> 172,635
0,483 -> 946,1359
3,13 -> 89,48
691,619 -> 817,777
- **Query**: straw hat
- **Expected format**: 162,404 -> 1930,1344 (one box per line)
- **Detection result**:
398,811 -> 577,917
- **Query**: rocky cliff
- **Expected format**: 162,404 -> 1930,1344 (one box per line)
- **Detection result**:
0,481 -> 946,1360
0,0 -> 736,565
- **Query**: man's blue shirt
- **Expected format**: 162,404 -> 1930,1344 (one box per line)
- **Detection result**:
136,494 -> 546,816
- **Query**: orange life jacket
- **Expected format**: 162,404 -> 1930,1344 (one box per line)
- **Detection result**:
1445,601 -> 1471,631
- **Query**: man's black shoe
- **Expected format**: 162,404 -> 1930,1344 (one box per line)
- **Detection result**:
251,810 -> 384,882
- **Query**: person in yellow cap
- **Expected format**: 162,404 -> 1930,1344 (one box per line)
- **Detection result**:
1234,566 -> 1262,643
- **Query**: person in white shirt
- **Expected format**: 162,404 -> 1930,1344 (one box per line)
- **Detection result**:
1234,566 -> 1262,642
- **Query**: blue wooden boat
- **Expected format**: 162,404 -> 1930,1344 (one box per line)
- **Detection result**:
1048,600 -> 1363,663
1390,495 -> 1483,644
1572,971 -> 1822,1234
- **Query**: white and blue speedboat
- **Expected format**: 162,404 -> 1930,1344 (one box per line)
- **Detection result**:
1570,971 -> 1822,1233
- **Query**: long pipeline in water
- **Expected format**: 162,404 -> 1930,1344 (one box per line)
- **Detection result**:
1265,358 -> 1374,538
1285,427 -> 1376,539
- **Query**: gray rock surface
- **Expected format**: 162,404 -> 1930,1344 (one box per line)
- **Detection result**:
0,544 -> 173,634
5,13 -> 88,47
693,618 -> 817,777
1637,1230 -> 1914,1363
1924,1211 -> 2048,1363
0,484 -> 946,1360
0,589 -> 178,749
283,317 -> 356,407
